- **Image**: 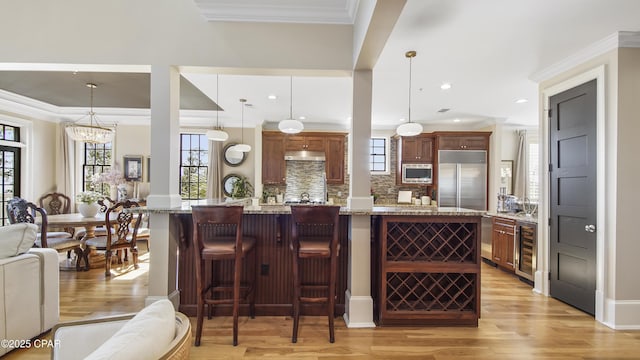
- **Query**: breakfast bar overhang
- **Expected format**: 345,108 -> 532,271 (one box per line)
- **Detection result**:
142,202 -> 483,327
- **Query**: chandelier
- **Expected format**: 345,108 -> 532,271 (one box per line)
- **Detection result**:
206,74 -> 229,141
396,51 -> 423,137
65,83 -> 115,144
278,76 -> 304,134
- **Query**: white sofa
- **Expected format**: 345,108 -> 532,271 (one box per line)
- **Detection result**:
0,223 -> 59,357
52,299 -> 191,360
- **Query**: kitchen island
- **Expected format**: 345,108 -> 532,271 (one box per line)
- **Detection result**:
141,200 -> 484,326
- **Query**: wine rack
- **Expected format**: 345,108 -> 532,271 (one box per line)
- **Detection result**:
377,215 -> 481,326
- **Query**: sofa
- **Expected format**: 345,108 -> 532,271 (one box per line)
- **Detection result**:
0,223 -> 59,357
52,299 -> 191,360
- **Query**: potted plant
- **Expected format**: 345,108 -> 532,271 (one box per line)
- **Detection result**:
76,191 -> 103,217
231,176 -> 253,199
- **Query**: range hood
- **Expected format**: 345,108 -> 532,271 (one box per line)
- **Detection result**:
284,151 -> 325,161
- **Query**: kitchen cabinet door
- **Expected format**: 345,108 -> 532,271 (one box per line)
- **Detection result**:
401,136 -> 433,163
262,133 -> 286,184
285,135 -> 325,151
492,217 -> 516,271
325,136 -> 345,184
438,135 -> 488,150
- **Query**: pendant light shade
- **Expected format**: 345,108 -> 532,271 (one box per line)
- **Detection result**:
396,51 -> 423,137
206,129 -> 229,141
235,98 -> 251,153
278,76 -> 304,134
278,119 -> 304,134
207,74 -> 229,141
396,122 -> 423,137
65,83 -> 115,144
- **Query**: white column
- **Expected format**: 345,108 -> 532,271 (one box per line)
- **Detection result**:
145,64 -> 182,307
344,69 -> 375,328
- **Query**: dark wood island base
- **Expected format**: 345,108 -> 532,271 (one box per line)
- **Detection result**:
160,203 -> 482,327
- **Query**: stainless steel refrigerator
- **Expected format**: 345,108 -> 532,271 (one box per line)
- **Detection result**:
437,150 -> 487,210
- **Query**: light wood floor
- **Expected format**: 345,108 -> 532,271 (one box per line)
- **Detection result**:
6,247 -> 640,359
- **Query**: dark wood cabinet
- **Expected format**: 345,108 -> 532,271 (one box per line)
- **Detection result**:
376,215 -> 481,326
492,217 -> 516,271
400,136 -> 433,163
263,132 -> 346,185
285,135 -> 325,151
325,135 -> 345,184
438,135 -> 489,150
262,132 -> 286,184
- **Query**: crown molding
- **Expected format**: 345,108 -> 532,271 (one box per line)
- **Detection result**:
194,0 -> 359,24
530,31 -> 640,83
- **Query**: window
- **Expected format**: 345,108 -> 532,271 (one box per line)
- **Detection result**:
1,124 -> 21,226
370,138 -> 387,173
83,142 -> 113,194
179,134 -> 208,200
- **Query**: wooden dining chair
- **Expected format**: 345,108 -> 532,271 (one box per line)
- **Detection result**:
289,205 -> 341,344
84,200 -> 142,277
38,192 -> 78,245
7,198 -> 84,271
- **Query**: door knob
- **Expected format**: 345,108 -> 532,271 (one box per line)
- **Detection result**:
585,224 -> 596,233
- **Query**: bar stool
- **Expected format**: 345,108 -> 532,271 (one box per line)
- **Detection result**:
289,205 -> 341,343
191,205 -> 257,346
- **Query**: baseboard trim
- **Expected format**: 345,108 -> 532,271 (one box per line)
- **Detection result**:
602,298 -> 640,330
344,290 -> 376,328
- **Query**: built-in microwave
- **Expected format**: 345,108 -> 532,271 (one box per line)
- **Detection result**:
402,163 -> 433,184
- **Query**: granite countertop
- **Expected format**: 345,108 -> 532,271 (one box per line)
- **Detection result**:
487,211 -> 538,224
132,199 -> 485,217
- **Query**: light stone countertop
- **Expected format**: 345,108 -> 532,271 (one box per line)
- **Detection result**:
486,211 -> 538,224
131,199 -> 485,217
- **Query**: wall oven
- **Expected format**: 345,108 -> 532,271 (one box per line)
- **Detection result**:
401,163 -> 433,184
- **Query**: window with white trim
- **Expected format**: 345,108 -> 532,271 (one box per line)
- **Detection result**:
179,133 -> 208,200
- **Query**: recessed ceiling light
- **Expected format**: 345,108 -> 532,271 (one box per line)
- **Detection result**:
440,83 -> 452,90
267,94 -> 277,100
347,116 -> 352,121
298,116 -> 306,120
453,118 -> 461,123
437,108 -> 450,113
399,118 -> 406,122
516,98 -> 528,104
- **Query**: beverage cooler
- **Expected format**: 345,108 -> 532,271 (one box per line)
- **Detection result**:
515,220 -> 537,282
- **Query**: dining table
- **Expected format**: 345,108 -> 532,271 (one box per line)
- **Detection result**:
38,212 -> 116,271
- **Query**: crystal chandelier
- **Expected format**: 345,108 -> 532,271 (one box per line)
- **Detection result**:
278,76 -> 304,134
65,83 -> 115,144
206,74 -> 229,141
396,51 -> 423,137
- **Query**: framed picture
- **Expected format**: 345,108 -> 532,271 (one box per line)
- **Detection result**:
123,155 -> 143,181
500,160 -> 514,195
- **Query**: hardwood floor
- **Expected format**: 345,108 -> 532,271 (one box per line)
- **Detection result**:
6,249 -> 640,359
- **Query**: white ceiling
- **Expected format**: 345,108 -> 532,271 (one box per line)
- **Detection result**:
2,0 -> 640,131
185,0 -> 640,130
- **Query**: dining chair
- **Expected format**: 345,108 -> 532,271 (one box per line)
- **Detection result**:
289,205 -> 341,343
84,200 -> 142,277
38,191 -> 79,245
191,205 -> 257,346
6,198 -> 84,271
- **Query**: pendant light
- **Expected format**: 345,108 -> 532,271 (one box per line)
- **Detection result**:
206,74 -> 229,141
396,51 -> 423,137
278,76 -> 304,134
65,83 -> 115,144
232,98 -> 251,152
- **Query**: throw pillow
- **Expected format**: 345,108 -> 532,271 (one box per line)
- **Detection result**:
85,299 -> 176,360
0,223 -> 37,259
